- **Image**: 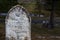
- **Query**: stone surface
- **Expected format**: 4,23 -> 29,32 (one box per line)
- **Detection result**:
5,5 -> 31,40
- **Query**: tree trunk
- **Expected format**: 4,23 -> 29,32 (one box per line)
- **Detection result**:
49,0 -> 56,29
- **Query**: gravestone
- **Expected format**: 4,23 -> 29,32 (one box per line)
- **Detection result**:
5,5 -> 31,40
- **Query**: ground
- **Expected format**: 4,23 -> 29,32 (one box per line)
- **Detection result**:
0,23 -> 60,40
0,23 -> 5,40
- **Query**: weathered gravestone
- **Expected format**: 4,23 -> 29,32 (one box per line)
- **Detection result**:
5,5 -> 31,40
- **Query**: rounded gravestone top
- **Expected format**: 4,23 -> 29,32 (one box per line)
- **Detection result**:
5,5 -> 31,40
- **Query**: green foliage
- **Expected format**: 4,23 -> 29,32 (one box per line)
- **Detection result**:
45,0 -> 60,16
0,0 -> 60,16
0,0 -> 17,12
34,0 -> 41,14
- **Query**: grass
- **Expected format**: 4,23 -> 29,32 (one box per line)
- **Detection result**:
32,23 -> 60,35
0,23 -> 5,40
0,22 -> 60,40
31,23 -> 60,40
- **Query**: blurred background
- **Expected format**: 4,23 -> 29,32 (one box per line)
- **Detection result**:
0,0 -> 60,40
